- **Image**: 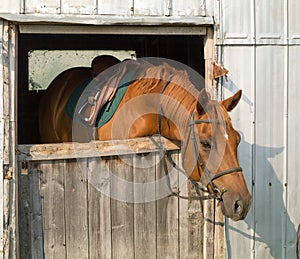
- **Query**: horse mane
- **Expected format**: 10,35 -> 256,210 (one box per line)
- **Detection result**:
205,100 -> 228,136
131,62 -> 201,96
128,62 -> 206,134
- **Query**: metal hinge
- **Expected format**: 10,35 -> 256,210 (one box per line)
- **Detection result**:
213,62 -> 229,79
21,161 -> 28,175
3,165 -> 13,180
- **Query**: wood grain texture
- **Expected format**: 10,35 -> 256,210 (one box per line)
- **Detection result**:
64,159 -> 89,259
17,148 -> 210,258
110,156 -> 134,259
18,136 -> 179,161
156,153 -> 179,259
87,157 -> 112,259
39,161 -> 66,258
133,154 -> 157,259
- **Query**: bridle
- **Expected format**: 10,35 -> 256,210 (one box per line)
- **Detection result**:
156,74 -> 242,201
180,112 -> 243,200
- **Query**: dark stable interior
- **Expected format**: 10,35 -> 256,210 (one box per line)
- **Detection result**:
18,33 -> 205,144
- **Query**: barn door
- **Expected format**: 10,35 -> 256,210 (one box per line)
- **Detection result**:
17,137 -> 213,258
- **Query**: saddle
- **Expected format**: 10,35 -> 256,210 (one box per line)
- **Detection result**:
77,60 -> 144,127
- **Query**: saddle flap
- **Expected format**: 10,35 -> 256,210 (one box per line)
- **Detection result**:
78,64 -> 128,126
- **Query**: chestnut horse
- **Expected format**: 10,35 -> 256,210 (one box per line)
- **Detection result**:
39,57 -> 251,221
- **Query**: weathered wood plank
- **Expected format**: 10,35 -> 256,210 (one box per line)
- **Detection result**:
2,20 -> 10,165
178,154 -> 190,258
204,26 -> 215,98
133,154 -> 157,259
18,161 -> 32,259
64,159 -> 89,259
18,136 -> 179,161
203,25 -> 225,259
178,151 -> 204,259
39,161 -> 66,258
214,206 -> 225,259
110,156 -> 134,259
156,196 -> 179,258
28,165 -> 44,259
202,199 -> 215,259
156,153 -> 179,258
87,157 -> 112,259
7,23 -> 18,259
19,24 -> 208,35
0,20 -> 4,258
188,183 -> 205,258
18,146 -> 213,259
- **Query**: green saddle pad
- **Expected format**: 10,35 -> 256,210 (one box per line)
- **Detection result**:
65,72 -> 131,128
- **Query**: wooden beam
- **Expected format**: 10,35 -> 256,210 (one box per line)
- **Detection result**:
204,26 -> 216,99
2,21 -> 18,259
0,13 -> 213,27
19,24 -> 207,35
203,26 -> 225,259
17,136 -> 180,162
0,19 -> 4,259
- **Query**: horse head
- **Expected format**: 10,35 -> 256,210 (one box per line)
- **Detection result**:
182,89 -> 252,221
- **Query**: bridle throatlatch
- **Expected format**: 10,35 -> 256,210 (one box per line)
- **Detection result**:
155,75 -> 242,201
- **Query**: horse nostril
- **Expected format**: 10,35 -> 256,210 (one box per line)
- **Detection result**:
234,200 -> 243,215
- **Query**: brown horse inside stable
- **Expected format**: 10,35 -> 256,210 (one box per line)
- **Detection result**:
39,56 -> 251,221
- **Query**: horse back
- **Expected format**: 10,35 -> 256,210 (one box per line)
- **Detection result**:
39,67 -> 92,143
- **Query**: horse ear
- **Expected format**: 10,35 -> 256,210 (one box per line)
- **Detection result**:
221,90 -> 242,112
197,89 -> 210,114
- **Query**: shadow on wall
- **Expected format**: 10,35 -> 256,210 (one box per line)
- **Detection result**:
227,139 -> 297,258
297,225 -> 300,259
217,77 -> 253,113
221,78 -> 298,258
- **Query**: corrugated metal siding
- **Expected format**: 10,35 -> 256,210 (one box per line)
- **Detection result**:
61,0 -> 97,14
16,0 -> 207,17
221,46 -> 255,259
24,0 -> 61,14
220,0 -> 294,45
0,1 -> 17,13
254,46 -> 287,258
133,0 -> 165,16
255,1 -> 286,45
289,0 -> 300,45
172,0 -> 206,16
220,0 -> 254,45
98,0 -> 131,15
286,46 -> 300,259
218,0 -> 300,258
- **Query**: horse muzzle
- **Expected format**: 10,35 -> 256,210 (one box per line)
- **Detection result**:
219,191 -> 252,221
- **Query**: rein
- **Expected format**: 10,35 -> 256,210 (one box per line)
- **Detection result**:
156,75 -> 242,201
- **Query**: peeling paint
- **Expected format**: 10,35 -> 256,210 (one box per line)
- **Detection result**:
28,50 -> 136,91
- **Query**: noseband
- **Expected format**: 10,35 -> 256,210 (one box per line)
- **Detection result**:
156,75 -> 242,201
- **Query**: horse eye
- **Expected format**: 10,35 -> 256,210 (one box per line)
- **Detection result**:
200,140 -> 212,150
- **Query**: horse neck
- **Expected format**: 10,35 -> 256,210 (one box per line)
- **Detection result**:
159,83 -> 198,141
